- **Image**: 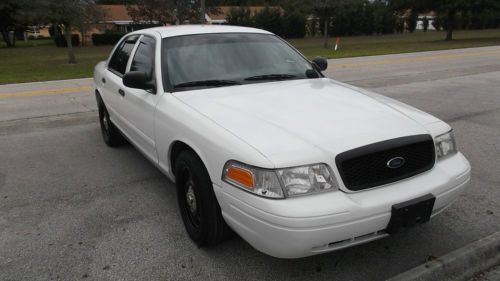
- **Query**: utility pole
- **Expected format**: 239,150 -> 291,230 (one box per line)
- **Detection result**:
200,0 -> 206,24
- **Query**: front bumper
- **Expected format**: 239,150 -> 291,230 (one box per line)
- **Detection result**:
216,152 -> 471,258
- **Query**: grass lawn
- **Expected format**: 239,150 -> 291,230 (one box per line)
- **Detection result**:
290,29 -> 500,59
1,29 -> 500,84
0,39 -> 113,84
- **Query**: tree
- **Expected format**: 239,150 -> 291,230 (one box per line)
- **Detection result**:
422,16 -> 429,31
0,0 -> 39,47
0,0 -> 18,47
226,7 -> 253,27
283,11 -> 306,38
75,3 -> 105,46
0,1 -> 75,51
426,1 -> 482,40
127,0 -> 175,24
432,16 -> 442,30
372,0 -> 397,34
437,1 -> 469,40
327,0 -> 372,36
406,9 -> 418,32
44,0 -> 103,63
390,0 -> 500,40
174,0 -> 202,24
128,0 -> 218,25
95,0 -> 137,3
253,7 -> 285,36
389,0 -> 426,33
313,0 -> 343,48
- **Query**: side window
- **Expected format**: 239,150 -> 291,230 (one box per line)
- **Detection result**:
108,35 -> 139,76
130,36 -> 155,79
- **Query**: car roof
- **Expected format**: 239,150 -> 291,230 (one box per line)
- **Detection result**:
130,25 -> 273,38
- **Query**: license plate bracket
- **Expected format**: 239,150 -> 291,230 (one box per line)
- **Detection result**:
386,194 -> 436,234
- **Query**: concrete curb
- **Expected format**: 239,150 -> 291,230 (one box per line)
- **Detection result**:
0,77 -> 93,87
387,231 -> 500,281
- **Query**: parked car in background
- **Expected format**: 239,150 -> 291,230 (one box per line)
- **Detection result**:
93,25 -> 471,258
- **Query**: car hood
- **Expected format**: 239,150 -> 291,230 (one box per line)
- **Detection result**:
173,78 -> 436,160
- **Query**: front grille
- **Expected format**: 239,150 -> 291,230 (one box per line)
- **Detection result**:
335,135 -> 435,191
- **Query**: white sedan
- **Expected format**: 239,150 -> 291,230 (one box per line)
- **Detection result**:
93,25 -> 471,258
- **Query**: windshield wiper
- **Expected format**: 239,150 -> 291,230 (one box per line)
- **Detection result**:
173,79 -> 240,89
244,74 -> 296,81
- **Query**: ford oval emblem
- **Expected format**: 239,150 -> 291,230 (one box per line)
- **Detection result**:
387,157 -> 405,169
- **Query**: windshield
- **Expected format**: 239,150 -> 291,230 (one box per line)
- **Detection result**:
161,33 -> 318,91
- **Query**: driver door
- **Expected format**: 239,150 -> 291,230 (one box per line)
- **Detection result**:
121,35 -> 161,163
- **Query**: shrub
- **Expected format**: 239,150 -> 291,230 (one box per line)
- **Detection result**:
92,32 -> 124,46
226,7 -> 253,27
372,0 -> 396,34
49,24 -> 60,37
27,35 -> 47,40
54,34 -> 80,47
432,16 -> 442,30
253,7 -> 285,37
407,10 -> 418,33
283,12 -> 306,38
226,7 -> 307,39
422,16 -> 429,32
395,17 -> 405,33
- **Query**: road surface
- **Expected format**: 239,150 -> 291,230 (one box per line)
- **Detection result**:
1,46 -> 500,281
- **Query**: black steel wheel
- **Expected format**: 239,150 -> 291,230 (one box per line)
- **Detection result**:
175,150 -> 232,246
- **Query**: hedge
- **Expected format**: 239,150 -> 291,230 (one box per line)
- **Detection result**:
54,34 -> 80,47
226,7 -> 307,39
92,33 -> 124,46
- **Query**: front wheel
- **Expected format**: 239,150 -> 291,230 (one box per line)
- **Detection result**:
175,150 -> 232,246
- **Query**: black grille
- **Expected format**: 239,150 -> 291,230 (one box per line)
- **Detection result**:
336,135 -> 435,191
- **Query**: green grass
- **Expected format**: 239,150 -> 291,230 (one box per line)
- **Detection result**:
2,38 -> 54,48
290,29 -> 500,59
1,29 -> 500,84
0,42 -> 113,84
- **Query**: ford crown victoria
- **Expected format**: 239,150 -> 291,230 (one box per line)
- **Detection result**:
93,25 -> 471,258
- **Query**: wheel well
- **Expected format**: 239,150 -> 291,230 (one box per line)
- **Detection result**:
170,141 -> 197,175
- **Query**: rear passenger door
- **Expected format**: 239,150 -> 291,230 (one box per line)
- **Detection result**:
104,35 -> 139,131
121,35 -> 161,163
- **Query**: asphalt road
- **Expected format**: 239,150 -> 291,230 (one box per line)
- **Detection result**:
472,265 -> 500,281
1,46 -> 500,281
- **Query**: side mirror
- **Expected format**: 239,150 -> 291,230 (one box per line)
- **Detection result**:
123,71 -> 156,92
312,57 -> 328,71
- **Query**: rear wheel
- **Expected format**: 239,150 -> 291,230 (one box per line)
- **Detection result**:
98,102 -> 126,147
175,150 -> 232,246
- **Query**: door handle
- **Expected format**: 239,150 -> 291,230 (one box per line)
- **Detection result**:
118,89 -> 125,96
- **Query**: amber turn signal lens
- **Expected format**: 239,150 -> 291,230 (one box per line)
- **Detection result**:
226,166 -> 254,189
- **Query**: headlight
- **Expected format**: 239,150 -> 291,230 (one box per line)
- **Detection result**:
435,130 -> 457,159
222,161 -> 337,199
277,164 -> 336,197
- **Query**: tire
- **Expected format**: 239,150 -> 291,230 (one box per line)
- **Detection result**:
97,101 -> 126,147
175,150 -> 232,246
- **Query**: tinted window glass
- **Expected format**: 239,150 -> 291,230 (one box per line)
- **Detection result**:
108,35 -> 139,75
130,36 -> 155,79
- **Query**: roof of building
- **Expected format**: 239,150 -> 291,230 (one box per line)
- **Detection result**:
98,4 -> 134,22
